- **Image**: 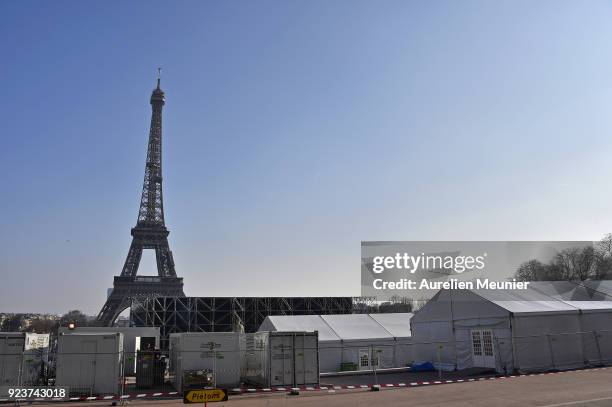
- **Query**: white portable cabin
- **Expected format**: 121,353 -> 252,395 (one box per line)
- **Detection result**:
55,333 -> 123,395
169,332 -> 245,391
410,281 -> 612,374
258,313 -> 413,372
58,327 -> 160,375
0,332 -> 50,386
244,331 -> 319,387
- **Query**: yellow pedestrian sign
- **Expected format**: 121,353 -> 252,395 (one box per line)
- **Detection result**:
184,388 -> 228,403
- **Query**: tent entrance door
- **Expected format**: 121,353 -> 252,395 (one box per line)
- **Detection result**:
358,349 -> 370,370
471,330 -> 495,368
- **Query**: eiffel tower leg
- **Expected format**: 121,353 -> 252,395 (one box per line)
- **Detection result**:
96,288 -> 132,327
122,239 -> 143,277
156,238 -> 176,277
95,275 -> 185,326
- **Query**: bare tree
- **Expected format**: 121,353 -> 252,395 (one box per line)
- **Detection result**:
514,235 -> 612,282
24,319 -> 58,334
515,259 -> 551,282
551,246 -> 595,281
594,234 -> 612,279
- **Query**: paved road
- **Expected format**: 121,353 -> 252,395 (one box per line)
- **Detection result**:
32,367 -> 612,407
321,366 -> 496,386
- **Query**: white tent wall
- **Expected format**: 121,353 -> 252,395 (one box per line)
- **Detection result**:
412,284 -> 612,374
337,338 -> 397,370
410,320 -> 454,370
453,319 -> 513,373
258,313 -> 413,372
320,314 -> 409,370
578,311 -> 612,365
511,313 -> 583,372
394,339 -> 413,368
411,290 -> 514,372
317,343 -> 343,373
410,290 -> 455,370
369,313 -> 413,367
526,282 -> 612,369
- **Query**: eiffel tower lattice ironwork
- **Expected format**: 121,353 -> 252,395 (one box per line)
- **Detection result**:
96,73 -> 185,326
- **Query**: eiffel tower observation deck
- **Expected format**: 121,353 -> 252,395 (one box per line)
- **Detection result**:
96,71 -> 185,326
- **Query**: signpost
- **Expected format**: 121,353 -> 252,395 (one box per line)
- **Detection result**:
183,389 -> 228,404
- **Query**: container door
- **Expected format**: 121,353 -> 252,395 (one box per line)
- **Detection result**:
3,337 -> 24,385
81,341 -> 97,393
269,335 -> 293,386
471,330 -> 495,368
358,349 -> 370,371
294,334 -> 318,385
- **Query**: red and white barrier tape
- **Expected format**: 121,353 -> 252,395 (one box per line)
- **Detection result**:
0,367 -> 607,403
232,367 -> 609,393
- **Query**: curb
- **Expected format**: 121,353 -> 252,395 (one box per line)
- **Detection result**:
0,367 -> 607,403
231,366 -> 609,393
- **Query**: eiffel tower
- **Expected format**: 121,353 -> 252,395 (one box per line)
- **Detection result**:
97,72 -> 185,326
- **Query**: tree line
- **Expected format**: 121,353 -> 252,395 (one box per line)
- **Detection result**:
0,310 -> 91,334
514,234 -> 612,282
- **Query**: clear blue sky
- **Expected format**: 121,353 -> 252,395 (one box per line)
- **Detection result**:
2,1 -> 612,314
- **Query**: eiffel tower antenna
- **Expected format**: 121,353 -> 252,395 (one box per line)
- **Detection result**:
96,73 -> 185,326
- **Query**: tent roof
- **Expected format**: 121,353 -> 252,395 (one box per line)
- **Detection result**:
321,314 -> 395,340
529,281 -> 612,301
562,301 -> 612,312
473,287 -> 579,315
259,313 -> 413,341
260,315 -> 341,341
369,313 -> 413,337
418,281 -> 612,316
581,281 -> 612,297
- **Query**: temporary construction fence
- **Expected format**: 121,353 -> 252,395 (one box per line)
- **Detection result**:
55,333 -> 124,395
169,332 -> 246,390
1,330 -> 612,400
410,329 -> 612,375
168,331 -> 320,390
57,326 -> 160,376
244,331 -> 320,388
0,332 -> 50,386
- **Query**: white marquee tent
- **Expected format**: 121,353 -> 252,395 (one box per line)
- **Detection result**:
258,313 -> 412,373
411,281 -> 612,374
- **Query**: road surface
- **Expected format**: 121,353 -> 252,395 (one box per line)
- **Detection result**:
30,367 -> 612,407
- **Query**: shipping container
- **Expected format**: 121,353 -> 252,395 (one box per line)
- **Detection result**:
58,326 -> 159,375
55,333 -> 123,395
169,332 -> 245,391
244,331 -> 319,387
0,332 -> 50,386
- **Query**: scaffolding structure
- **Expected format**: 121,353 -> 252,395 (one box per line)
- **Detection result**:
130,296 -> 364,348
